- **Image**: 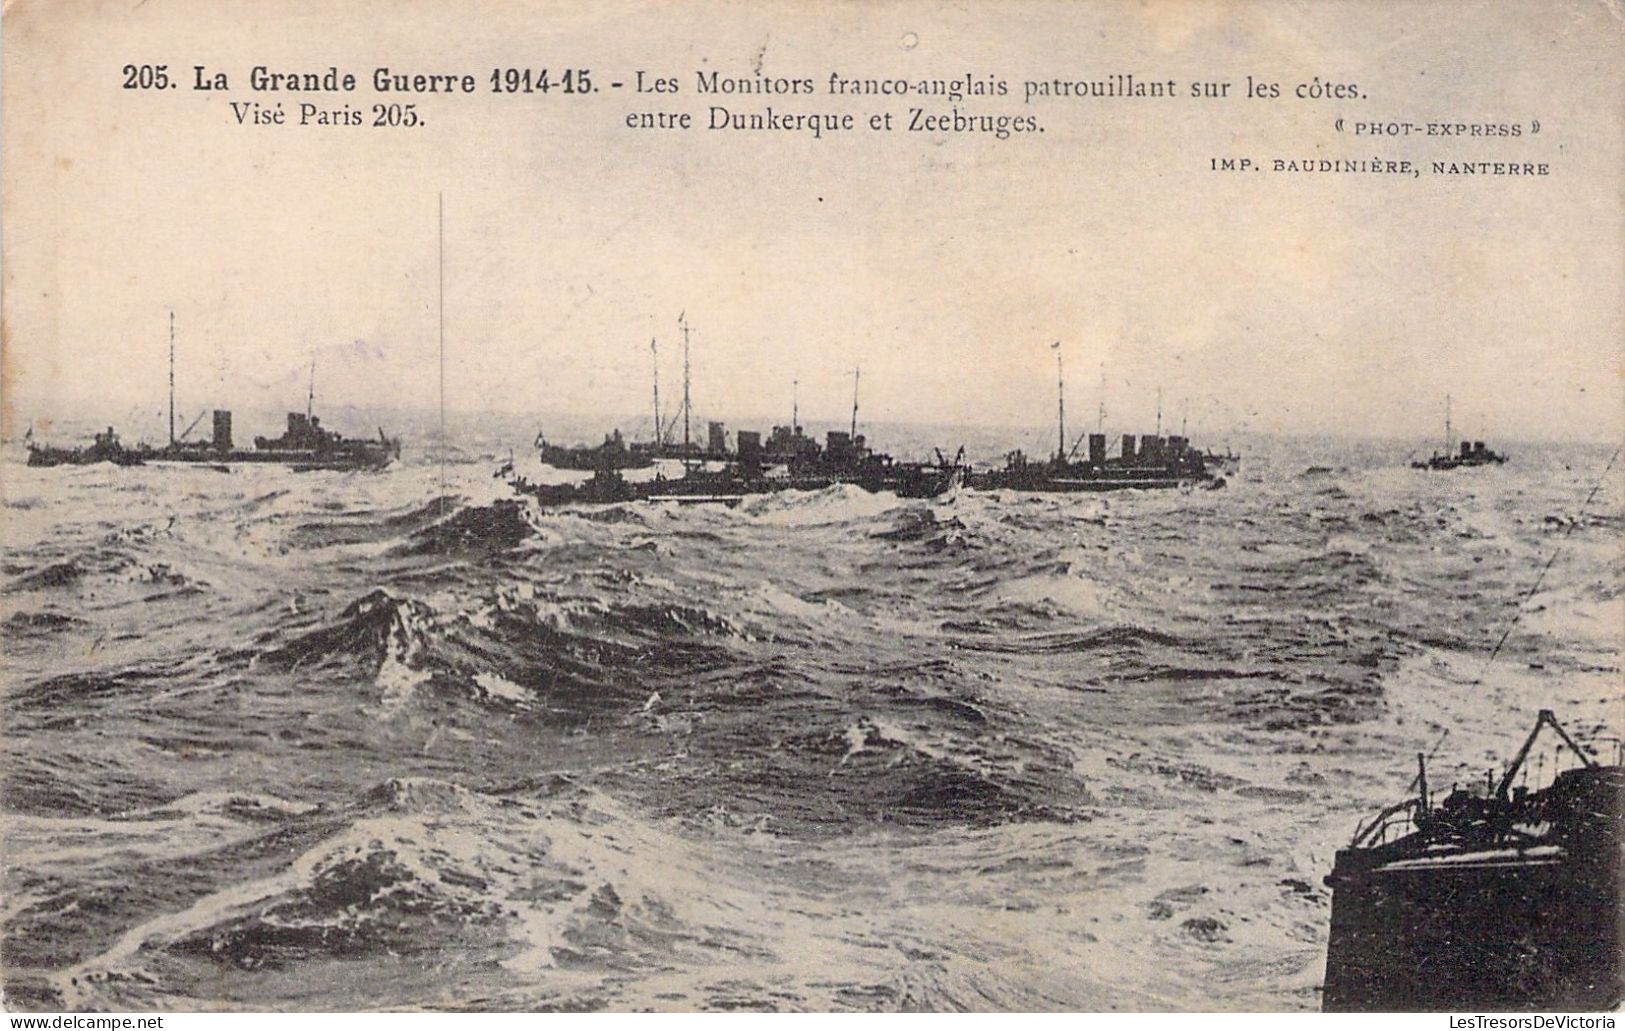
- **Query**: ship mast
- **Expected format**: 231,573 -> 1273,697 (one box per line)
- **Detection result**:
1097,361 -> 1106,433
1156,385 -> 1163,437
1054,342 -> 1065,461
850,367 -> 860,439
168,311 -> 176,446
650,338 -> 661,448
792,378 -> 799,432
1444,393 -> 1453,453
680,312 -> 691,471
307,359 -> 316,421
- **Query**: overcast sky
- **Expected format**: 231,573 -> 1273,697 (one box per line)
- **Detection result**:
5,0 -> 1622,443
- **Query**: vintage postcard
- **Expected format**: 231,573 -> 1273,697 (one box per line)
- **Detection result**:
2,0 -> 1621,1015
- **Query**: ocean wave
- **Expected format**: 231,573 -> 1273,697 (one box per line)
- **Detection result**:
50,778 -> 783,1009
2,610 -> 87,636
395,499 -> 536,556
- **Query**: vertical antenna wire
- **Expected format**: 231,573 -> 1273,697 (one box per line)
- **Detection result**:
168,311 -> 176,447
438,192 -> 446,520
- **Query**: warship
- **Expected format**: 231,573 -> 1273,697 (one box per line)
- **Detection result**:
506,336 -> 962,507
25,317 -> 400,472
1323,710 -> 1623,1011
24,426 -> 145,467
1413,439 -> 1508,471
966,433 -> 1220,493
533,428 -> 655,471
1412,396 -> 1507,470
504,450 -> 962,509
965,352 -> 1224,492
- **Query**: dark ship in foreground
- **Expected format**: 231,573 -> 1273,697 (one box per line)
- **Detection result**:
1323,710 -> 1623,1011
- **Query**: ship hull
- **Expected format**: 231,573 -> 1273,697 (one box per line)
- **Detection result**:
1324,845 -> 1622,1011
537,445 -> 654,471
970,477 -> 1206,492
1412,456 -> 1509,471
965,470 -> 1216,492
508,467 -> 959,508
26,446 -> 144,468
144,448 -> 394,471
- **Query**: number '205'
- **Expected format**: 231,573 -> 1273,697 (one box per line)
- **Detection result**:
122,64 -> 170,89
372,104 -> 419,127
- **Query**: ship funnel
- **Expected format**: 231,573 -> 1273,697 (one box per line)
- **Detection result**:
1088,433 -> 1106,464
1121,434 -> 1137,460
736,430 -> 762,476
212,410 -> 233,451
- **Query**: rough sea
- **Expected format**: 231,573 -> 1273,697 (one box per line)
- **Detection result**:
2,415 -> 1620,1011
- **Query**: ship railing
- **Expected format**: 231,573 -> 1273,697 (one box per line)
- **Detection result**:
1351,798 -> 1421,848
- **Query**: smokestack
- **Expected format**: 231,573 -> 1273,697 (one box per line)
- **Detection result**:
709,421 -> 726,454
1122,434 -> 1137,460
1460,441 -> 1472,457
1088,433 -> 1106,464
736,430 -> 762,476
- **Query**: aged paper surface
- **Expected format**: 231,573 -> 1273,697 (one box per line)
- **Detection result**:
2,0 -> 1621,1014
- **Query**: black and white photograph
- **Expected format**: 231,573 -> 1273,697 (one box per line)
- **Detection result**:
1,0 -> 1620,1016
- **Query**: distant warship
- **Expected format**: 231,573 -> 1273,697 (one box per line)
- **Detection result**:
25,316 -> 399,472
1412,396 -> 1507,470
965,351 -> 1225,492
1413,440 -> 1508,471
966,432 -> 1220,492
